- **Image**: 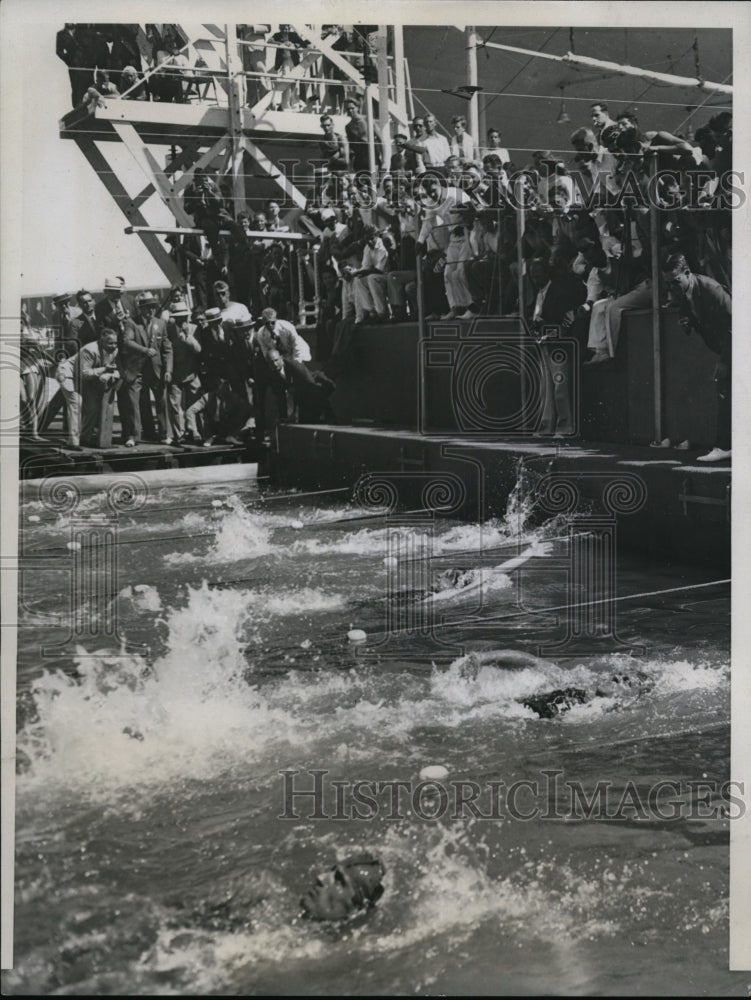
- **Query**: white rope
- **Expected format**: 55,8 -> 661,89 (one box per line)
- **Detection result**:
460,578 -> 731,627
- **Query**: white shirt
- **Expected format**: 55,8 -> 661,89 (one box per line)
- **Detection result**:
360,238 -> 389,273
422,132 -> 451,167
253,319 -> 311,363
533,281 -> 551,324
450,132 -> 476,163
480,145 -> 510,166
419,186 -> 471,244
220,301 -> 252,325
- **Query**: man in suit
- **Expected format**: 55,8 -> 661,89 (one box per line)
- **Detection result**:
55,328 -> 121,447
165,301 -> 202,443
95,276 -> 131,335
198,307 -> 236,391
69,290 -> 99,350
56,24 -> 91,106
662,253 -> 732,463
118,291 -> 172,446
527,256 -> 586,438
185,308 -> 250,445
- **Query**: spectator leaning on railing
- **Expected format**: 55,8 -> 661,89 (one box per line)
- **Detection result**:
662,253 -> 732,463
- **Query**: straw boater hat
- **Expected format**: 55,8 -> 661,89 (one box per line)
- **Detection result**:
136,291 -> 158,306
104,276 -> 125,290
204,307 -> 223,324
170,301 -> 190,317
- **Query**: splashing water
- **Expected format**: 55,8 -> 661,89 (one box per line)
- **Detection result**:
8,481 -> 739,998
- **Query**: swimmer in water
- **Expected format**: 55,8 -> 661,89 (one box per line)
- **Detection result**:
455,648 -> 654,718
300,854 -> 385,921
425,540 -> 553,604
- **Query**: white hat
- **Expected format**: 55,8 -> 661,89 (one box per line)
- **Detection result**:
104,276 -> 125,290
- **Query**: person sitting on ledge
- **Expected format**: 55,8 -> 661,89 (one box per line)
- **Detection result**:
661,252 -> 732,463
351,226 -> 390,325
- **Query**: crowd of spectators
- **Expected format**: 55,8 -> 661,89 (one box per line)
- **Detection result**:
53,24 -> 734,460
297,102 -> 732,458
58,23 -> 377,110
20,280 -> 335,451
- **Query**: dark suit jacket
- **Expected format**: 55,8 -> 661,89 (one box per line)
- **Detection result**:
56,28 -> 77,66
679,274 -> 732,361
167,321 -> 202,383
270,31 -> 309,69
527,273 -> 587,328
550,210 -> 600,274
119,317 -> 173,383
95,295 -> 133,331
199,326 -> 237,389
69,312 -> 100,350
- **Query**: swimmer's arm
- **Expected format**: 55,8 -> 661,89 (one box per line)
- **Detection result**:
492,540 -> 553,574
469,649 -> 554,670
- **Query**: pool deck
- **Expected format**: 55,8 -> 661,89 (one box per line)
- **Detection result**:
18,434 -> 261,481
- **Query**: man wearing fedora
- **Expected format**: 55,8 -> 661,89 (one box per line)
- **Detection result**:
165,300 -> 202,444
95,276 -> 131,333
198,307 -> 236,391
118,291 -> 172,446
185,307 -> 250,445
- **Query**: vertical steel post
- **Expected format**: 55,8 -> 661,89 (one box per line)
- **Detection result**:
393,25 -> 406,118
466,27 -> 480,153
376,26 -> 392,170
365,84 -> 377,177
516,177 -> 529,430
224,24 -> 245,218
495,208 -> 503,316
416,204 -> 427,430
404,58 -> 415,120
515,176 -> 526,320
649,154 -> 663,442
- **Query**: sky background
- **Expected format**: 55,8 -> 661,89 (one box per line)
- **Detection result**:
20,21 -> 167,297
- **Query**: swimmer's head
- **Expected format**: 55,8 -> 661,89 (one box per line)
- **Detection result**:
301,855 -> 385,921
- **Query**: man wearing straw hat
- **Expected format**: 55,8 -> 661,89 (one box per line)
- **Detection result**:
95,276 -> 131,333
117,291 -> 172,446
165,300 -> 202,444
